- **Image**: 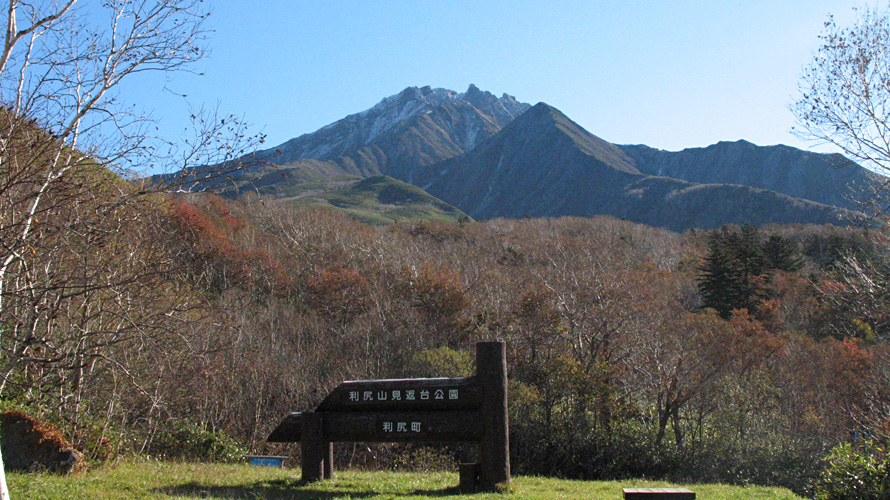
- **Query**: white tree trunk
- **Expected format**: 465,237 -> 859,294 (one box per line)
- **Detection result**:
0,441 -> 10,500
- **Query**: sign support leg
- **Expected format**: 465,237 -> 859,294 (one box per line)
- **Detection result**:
324,442 -> 334,479
477,341 -> 510,492
300,412 -> 325,482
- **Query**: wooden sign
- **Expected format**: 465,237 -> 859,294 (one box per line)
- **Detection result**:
268,341 -> 510,492
268,410 -> 483,442
316,376 -> 483,412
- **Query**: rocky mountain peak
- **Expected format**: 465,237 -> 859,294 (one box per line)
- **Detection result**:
342,84 -> 529,141
364,85 -> 457,123
244,85 -> 530,175
459,83 -> 529,124
464,83 -> 483,97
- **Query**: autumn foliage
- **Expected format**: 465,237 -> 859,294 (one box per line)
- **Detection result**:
4,192 -> 890,494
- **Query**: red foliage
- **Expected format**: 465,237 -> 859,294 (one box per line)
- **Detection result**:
0,411 -> 85,474
167,196 -> 292,293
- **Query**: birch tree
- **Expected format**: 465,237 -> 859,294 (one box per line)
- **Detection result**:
0,0 -> 261,485
791,6 -> 890,221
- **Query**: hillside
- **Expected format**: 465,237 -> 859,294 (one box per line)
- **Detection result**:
421,103 -> 852,230
287,175 -> 470,225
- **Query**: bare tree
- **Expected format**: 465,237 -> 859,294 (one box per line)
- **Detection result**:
791,6 -> 890,221
0,0 -> 262,485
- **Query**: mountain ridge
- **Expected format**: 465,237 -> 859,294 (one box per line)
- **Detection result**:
199,85 -> 884,230
415,102 -> 855,230
618,140 -> 878,211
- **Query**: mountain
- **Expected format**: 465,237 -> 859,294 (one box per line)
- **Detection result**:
190,85 -> 884,230
416,103 -> 641,217
619,141 -> 878,211
244,84 -> 530,181
198,84 -> 529,223
418,103 -> 854,230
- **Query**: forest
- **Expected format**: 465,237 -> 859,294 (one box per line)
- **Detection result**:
5,173 -> 889,495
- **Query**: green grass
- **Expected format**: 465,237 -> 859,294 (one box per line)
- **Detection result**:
7,461 -> 806,500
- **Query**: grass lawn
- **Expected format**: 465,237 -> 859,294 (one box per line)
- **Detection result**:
7,461 -> 808,500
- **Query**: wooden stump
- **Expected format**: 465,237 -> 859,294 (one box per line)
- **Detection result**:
459,462 -> 479,491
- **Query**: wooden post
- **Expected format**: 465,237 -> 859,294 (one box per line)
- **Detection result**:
477,341 -> 510,491
459,462 -> 479,491
324,442 -> 334,479
300,412 -> 325,482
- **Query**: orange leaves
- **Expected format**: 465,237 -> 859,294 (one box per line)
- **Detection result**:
829,337 -> 874,382
404,263 -> 468,321
727,309 -> 785,368
167,195 -> 291,294
305,265 -> 370,324
169,196 -> 237,256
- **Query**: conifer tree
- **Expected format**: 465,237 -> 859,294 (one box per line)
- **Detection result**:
699,232 -> 739,318
698,225 -> 774,318
763,235 -> 804,272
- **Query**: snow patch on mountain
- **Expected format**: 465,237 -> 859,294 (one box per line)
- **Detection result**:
463,122 -> 479,152
252,84 -> 531,170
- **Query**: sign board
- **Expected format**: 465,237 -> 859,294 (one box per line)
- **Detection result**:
316,377 -> 483,412
268,341 -> 510,492
246,455 -> 288,468
268,410 -> 483,443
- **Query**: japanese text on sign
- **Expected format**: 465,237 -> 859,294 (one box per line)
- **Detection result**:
382,421 -> 423,433
347,388 -> 459,402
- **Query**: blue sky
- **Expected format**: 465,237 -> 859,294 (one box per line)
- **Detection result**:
124,1 -> 866,156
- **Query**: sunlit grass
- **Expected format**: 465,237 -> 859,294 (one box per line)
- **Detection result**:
7,460 -> 807,499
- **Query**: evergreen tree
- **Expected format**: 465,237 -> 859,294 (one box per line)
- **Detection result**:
698,225 -> 774,318
698,233 -> 739,318
763,235 -> 804,272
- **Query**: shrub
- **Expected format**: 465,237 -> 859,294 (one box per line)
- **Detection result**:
147,421 -> 246,463
814,441 -> 890,500
407,347 -> 473,378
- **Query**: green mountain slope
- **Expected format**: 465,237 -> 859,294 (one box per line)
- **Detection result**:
287,175 -> 470,225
